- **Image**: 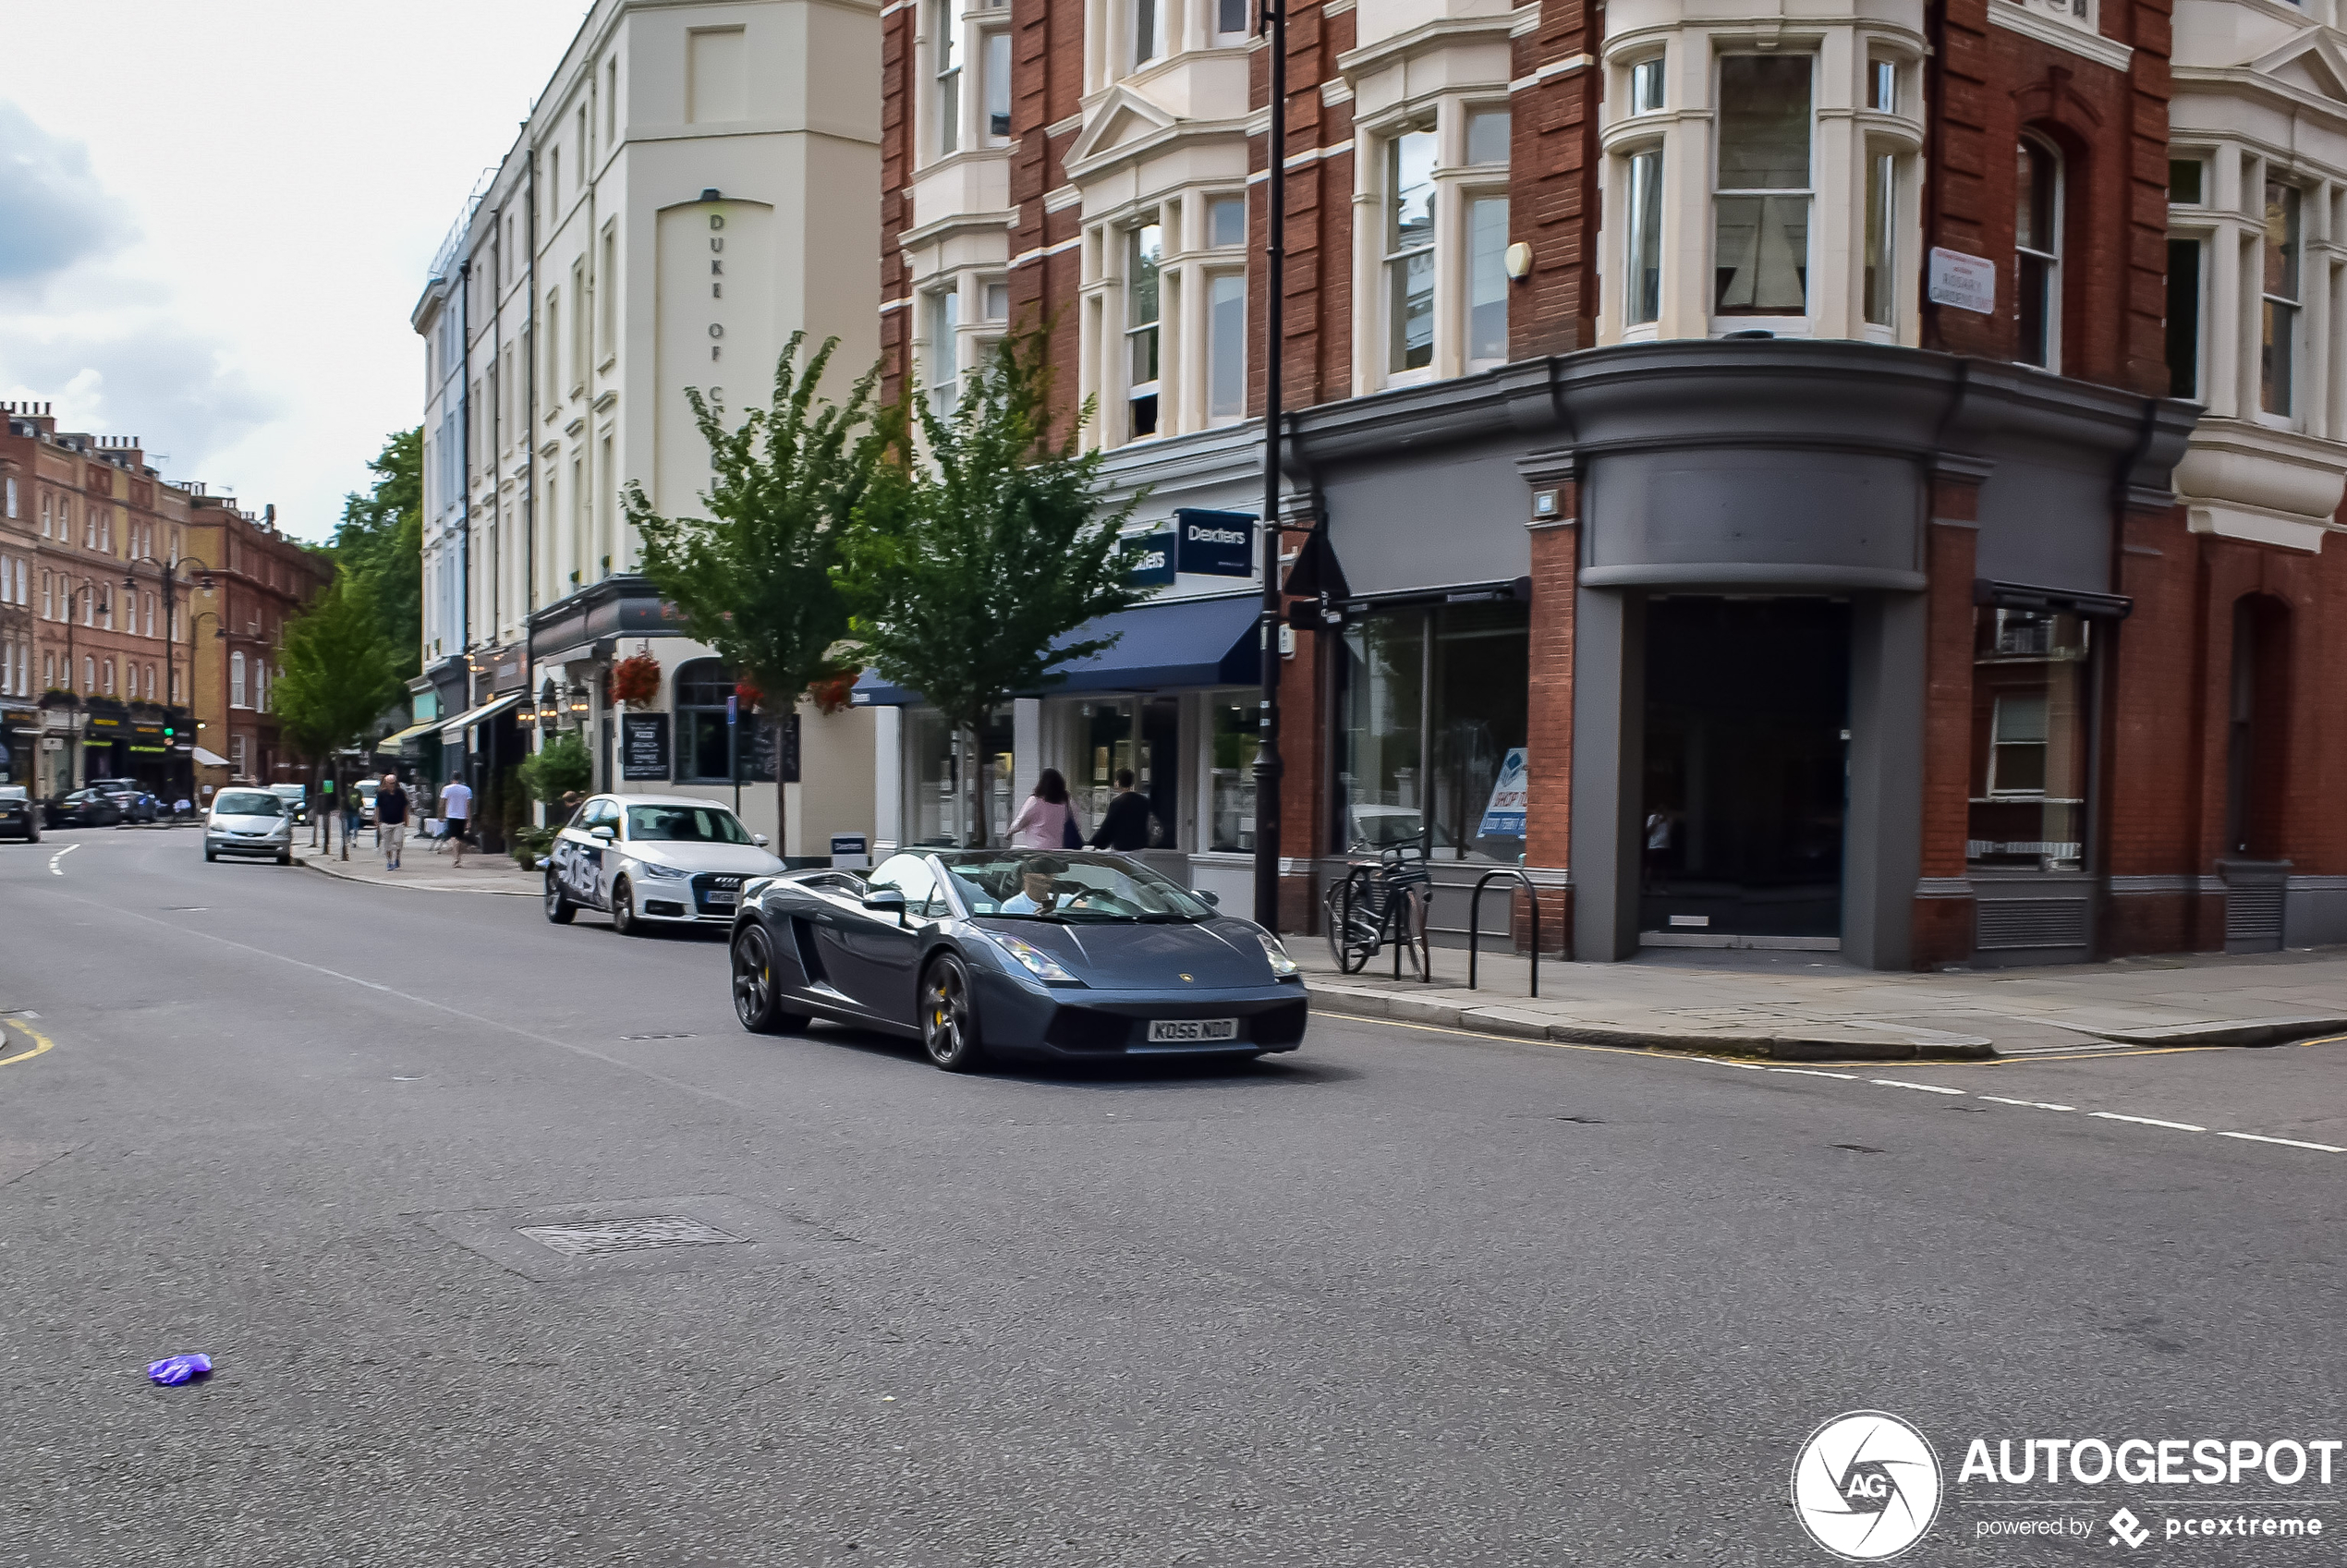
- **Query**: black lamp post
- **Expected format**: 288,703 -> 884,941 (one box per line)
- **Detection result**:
1251,0 -> 1289,931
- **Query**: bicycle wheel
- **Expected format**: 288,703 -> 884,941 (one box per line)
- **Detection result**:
1392,881 -> 1432,981
1327,869 -> 1380,974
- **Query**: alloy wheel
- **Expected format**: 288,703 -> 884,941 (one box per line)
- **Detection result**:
921,957 -> 982,1072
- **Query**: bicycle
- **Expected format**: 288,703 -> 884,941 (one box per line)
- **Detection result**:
1323,844 -> 1433,979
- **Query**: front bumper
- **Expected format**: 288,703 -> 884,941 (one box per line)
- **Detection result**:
207,833 -> 291,857
628,871 -> 742,925
970,970 -> 1308,1057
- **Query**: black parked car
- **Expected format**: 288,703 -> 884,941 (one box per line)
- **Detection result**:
726,849 -> 1308,1071
43,788 -> 126,828
0,785 -> 39,842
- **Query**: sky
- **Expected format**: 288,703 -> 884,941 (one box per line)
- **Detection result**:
0,0 -> 593,542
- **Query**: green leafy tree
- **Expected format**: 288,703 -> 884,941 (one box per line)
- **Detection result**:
331,428 -> 422,678
623,333 -> 894,845
275,572 -> 405,859
840,325 -> 1149,846
518,731 -> 593,805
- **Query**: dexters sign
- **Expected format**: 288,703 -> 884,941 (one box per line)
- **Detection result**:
1174,509 -> 1256,577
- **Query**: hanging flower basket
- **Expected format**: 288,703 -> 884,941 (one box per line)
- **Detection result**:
733,679 -> 766,714
608,653 -> 661,705
809,668 -> 862,715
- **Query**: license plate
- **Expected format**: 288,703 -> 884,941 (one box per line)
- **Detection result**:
706,890 -> 736,906
1148,1018 -> 1238,1043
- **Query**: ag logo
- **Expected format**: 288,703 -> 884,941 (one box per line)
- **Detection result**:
1792,1411 -> 1942,1561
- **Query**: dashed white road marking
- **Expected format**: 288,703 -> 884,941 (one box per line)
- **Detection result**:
47,843 -> 79,876
2092,1111 -> 2207,1132
1691,1058 -> 2338,1159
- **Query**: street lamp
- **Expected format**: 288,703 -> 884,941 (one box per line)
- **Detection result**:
122,553 -> 215,717
565,684 -> 590,724
1251,0 -> 1290,931
537,679 -> 559,735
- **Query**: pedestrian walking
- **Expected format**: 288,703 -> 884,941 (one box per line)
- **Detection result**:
376,772 -> 410,869
1088,769 -> 1153,852
341,787 -> 361,845
1005,768 -> 1082,850
439,775 -> 474,867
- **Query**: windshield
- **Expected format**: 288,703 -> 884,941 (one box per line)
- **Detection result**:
270,785 -> 306,799
625,804 -> 752,845
936,851 -> 1216,922
213,790 -> 285,817
0,787 -> 25,801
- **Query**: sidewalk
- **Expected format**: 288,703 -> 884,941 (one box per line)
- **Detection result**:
296,842 -> 541,897
1295,942 -> 2347,1061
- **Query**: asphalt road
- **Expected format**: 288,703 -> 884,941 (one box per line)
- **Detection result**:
4,825 -> 2343,1567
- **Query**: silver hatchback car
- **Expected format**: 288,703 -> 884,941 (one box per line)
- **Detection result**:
205,787 -> 295,864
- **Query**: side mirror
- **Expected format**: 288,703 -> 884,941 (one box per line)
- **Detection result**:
1193,889 -> 1220,906
590,825 -> 615,843
862,888 -> 908,924
752,833 -> 770,848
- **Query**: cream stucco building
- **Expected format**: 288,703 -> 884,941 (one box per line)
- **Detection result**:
413,0 -> 880,856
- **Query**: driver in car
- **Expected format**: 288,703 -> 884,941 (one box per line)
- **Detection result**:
1002,855 -> 1101,915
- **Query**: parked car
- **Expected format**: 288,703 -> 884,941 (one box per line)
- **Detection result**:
269,783 -> 310,825
0,785 -> 39,843
43,789 -> 125,829
724,848 -> 1308,1071
204,787 -> 295,865
91,784 -> 160,823
542,794 -> 784,936
355,778 -> 379,825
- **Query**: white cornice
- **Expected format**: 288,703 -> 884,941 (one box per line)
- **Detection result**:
1335,12 -> 1517,80
1984,2 -> 2133,74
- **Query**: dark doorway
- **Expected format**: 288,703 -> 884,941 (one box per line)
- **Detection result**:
1640,598 -> 1850,940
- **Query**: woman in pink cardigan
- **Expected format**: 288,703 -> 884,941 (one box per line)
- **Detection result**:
1005,769 -> 1083,849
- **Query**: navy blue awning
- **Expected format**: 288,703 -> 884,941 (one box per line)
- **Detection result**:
851,594 -> 1261,707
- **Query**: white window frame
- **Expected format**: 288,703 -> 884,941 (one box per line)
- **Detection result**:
2015,135 -> 2062,371
1710,52 -> 1817,331
1125,219 -> 1165,438
2258,178 -> 2302,422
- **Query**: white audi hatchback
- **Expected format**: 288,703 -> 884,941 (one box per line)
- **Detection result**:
543,794 -> 784,934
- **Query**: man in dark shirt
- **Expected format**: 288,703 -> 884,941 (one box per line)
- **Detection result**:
375,772 -> 411,870
1088,769 -> 1153,852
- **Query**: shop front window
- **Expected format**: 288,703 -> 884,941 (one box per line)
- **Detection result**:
1967,609 -> 2089,870
1335,601 -> 1528,861
1055,696 -> 1178,846
1208,694 -> 1259,852
905,704 -> 1014,846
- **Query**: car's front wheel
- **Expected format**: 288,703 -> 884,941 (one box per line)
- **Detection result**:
920,954 -> 987,1073
732,924 -> 809,1036
545,872 -> 577,924
611,877 -> 639,936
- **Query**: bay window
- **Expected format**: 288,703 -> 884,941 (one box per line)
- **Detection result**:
1713,55 -> 1813,317
1385,129 -> 1438,372
926,286 -> 960,419
2260,181 -> 2300,418
1863,150 -> 1895,327
1132,0 -> 1164,69
934,0 -> 961,155
2015,138 -> 2061,369
984,30 -> 1011,141
1208,273 -> 1246,420
1625,149 -> 1664,326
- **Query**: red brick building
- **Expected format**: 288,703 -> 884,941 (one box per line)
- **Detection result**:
0,403 -> 327,801
185,495 -> 332,791
869,0 -> 2347,966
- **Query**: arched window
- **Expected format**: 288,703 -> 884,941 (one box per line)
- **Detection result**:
2015,137 -> 2061,369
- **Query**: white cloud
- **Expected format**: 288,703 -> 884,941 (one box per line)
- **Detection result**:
0,1 -> 592,539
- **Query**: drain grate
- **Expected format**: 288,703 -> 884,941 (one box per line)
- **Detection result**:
517,1215 -> 747,1258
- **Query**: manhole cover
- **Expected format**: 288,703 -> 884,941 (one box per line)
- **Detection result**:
517,1216 -> 746,1257
622,1032 -> 698,1041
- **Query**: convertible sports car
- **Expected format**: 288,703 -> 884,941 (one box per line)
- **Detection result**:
729,849 -> 1309,1071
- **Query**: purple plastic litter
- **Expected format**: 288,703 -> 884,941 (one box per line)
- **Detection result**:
146,1354 -> 213,1386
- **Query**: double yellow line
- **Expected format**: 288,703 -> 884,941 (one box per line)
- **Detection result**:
0,1016 -> 55,1068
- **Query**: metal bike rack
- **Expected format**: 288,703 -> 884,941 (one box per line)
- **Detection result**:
1465,869 -> 1541,997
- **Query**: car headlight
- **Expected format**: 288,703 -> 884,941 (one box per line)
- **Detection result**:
638,860 -> 688,880
980,930 -> 1083,985
1257,931 -> 1301,978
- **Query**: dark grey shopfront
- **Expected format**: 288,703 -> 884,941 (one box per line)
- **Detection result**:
1280,340 -> 2192,969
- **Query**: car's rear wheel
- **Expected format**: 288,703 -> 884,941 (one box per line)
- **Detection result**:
611,877 -> 639,936
544,872 -> 577,924
732,924 -> 809,1036
920,954 -> 987,1072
